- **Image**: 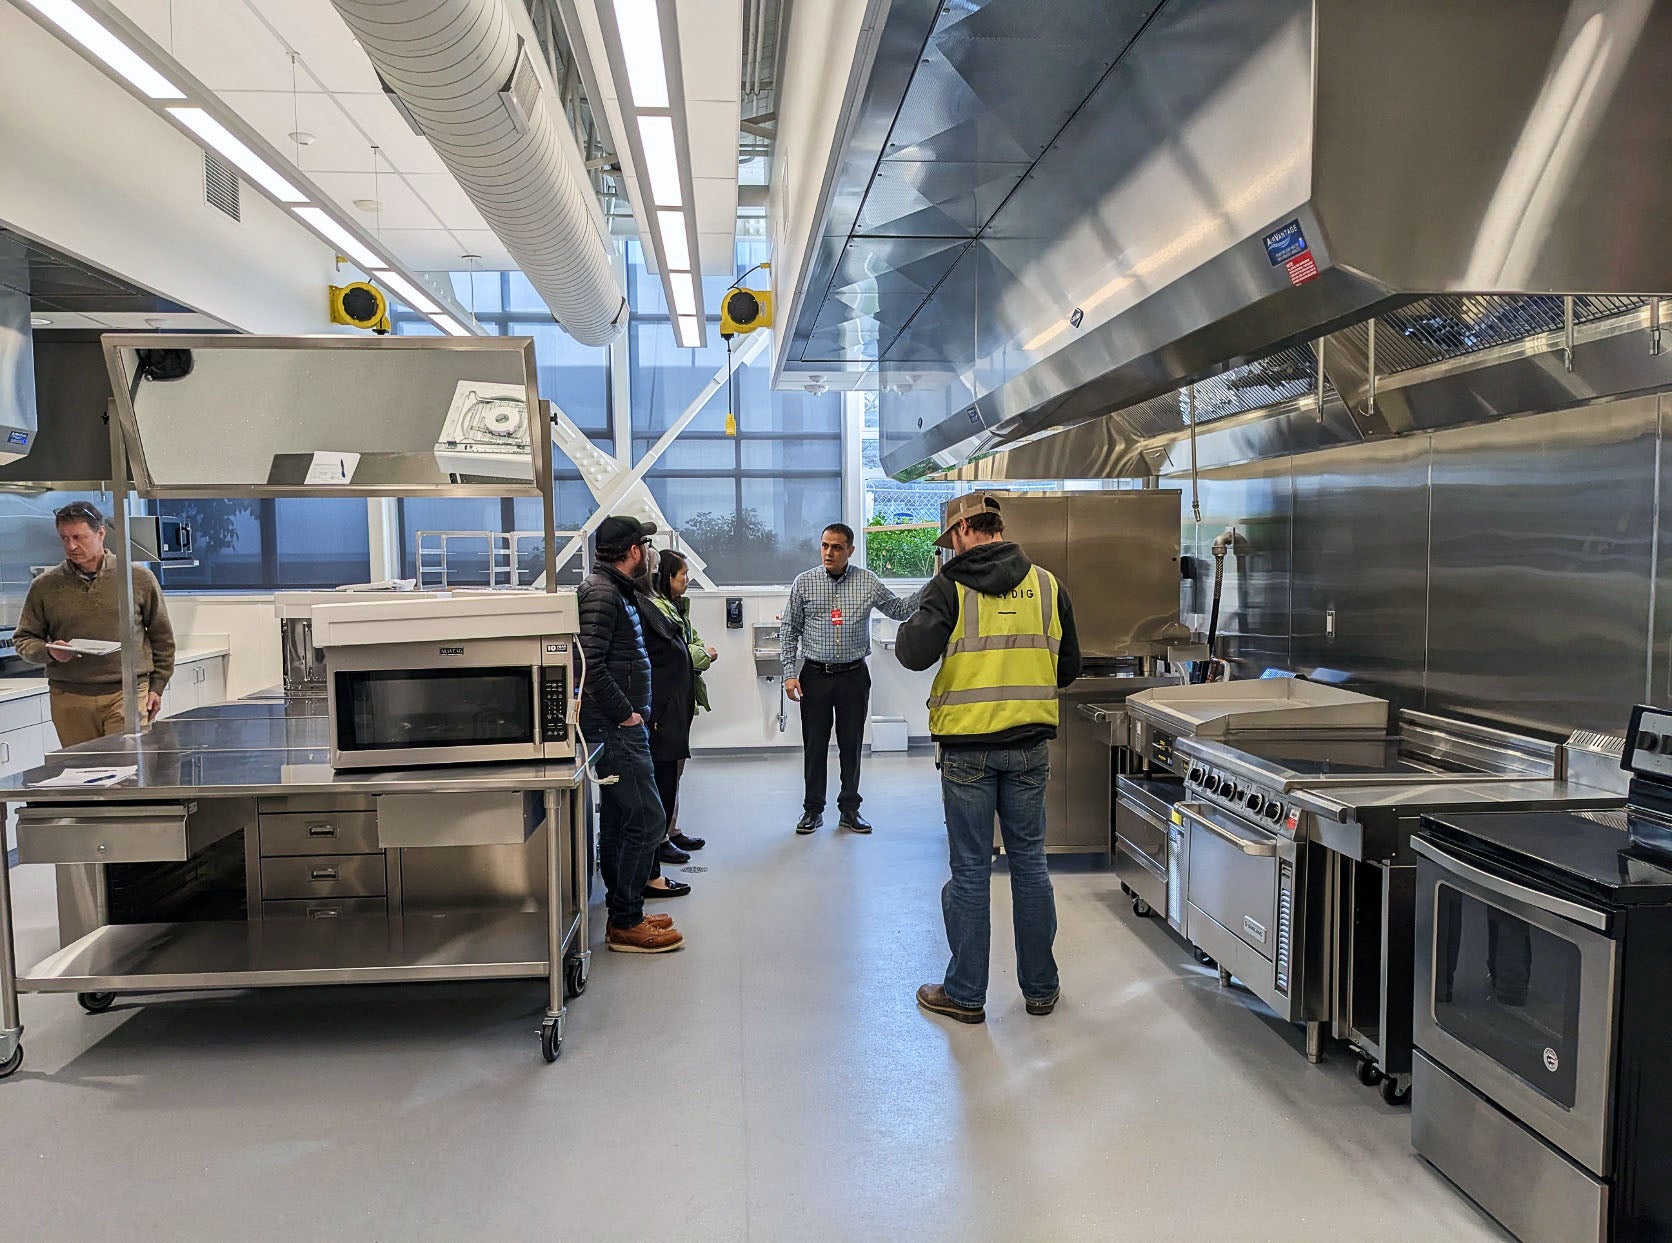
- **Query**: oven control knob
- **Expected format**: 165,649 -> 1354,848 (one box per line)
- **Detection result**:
1224,782 -> 1240,803
1248,792 -> 1264,812
1202,774 -> 1219,794
1188,767 -> 1204,785
1638,731 -> 1659,754
1266,800 -> 1285,822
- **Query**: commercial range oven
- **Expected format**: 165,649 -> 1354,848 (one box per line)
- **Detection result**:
1411,706 -> 1672,1243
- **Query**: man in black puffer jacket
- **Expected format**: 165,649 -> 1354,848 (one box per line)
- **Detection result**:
579,516 -> 685,954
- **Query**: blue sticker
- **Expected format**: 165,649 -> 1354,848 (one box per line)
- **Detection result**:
6,431 -> 27,446
1263,220 -> 1307,266
967,408 -> 981,426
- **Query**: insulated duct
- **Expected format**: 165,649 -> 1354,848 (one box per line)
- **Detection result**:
331,0 -> 627,345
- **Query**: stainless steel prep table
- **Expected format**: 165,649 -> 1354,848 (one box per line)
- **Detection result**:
0,699 -> 591,1076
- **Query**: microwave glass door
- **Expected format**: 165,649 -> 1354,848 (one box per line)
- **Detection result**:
1433,881 -> 1584,1108
337,667 -> 534,752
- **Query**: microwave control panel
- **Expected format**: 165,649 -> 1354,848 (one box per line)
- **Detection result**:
541,661 -> 570,743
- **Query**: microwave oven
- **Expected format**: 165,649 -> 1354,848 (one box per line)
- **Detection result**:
326,634 -> 577,770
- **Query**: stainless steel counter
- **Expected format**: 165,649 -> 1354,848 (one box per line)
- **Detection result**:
0,694 -> 590,1077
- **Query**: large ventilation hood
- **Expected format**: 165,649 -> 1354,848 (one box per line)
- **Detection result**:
0,246 -> 37,468
781,0 -> 1672,479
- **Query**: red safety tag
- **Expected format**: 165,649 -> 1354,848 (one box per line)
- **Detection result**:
831,606 -> 844,627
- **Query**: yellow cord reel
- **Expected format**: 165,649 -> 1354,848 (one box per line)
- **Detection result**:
720,287 -> 772,336
329,282 -> 391,334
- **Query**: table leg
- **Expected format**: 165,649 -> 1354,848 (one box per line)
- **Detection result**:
540,786 -> 566,1062
0,811 -> 24,1077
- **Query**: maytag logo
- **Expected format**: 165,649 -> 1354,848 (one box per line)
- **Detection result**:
438,646 -> 465,656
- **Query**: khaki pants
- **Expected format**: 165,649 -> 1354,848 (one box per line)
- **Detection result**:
49,681 -> 149,748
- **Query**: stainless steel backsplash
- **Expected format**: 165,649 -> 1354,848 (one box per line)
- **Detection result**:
1174,392 -> 1668,737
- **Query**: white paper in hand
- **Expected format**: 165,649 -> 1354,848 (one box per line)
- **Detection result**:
49,639 -> 122,657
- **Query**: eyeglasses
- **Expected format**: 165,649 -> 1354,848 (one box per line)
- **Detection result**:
53,502 -> 105,527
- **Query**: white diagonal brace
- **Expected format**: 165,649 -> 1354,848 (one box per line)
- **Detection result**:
551,328 -> 772,574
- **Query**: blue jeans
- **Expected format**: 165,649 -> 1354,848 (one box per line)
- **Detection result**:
594,722 -> 667,929
939,742 -> 1059,1008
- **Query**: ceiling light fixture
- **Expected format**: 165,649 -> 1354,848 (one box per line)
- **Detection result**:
293,206 -> 383,269
370,270 -> 440,316
433,315 -> 473,337
611,0 -> 670,109
19,0 -> 184,100
29,317 -> 53,328
636,115 -> 682,207
656,209 -> 690,270
169,107 -> 307,203
675,315 -> 700,347
669,271 -> 697,317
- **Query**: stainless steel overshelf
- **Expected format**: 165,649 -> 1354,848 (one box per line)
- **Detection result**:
1293,779 -> 1624,826
21,909 -> 558,992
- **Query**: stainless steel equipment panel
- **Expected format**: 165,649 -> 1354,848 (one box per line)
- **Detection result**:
1413,1051 -> 1608,1243
1181,803 -> 1279,960
16,802 -> 242,866
260,854 -> 388,901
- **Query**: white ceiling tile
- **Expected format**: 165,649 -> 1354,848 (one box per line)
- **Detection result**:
332,92 -> 444,174
107,0 -> 173,46
698,233 -> 736,277
453,231 -> 517,271
241,0 -> 382,93
84,312 -> 229,330
310,173 -> 443,230
686,100 -> 740,181
375,230 -> 475,271
164,0 -> 297,91
694,176 -> 738,236
403,173 -> 493,234
215,91 -> 373,176
675,0 -> 743,102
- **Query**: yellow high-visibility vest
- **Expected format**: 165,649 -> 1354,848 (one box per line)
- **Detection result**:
927,564 -> 1062,736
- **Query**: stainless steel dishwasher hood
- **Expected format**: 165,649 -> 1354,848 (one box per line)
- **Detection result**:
781,0 -> 1672,479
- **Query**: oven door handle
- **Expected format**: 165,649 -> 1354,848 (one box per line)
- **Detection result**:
1412,837 -> 1611,932
1176,802 -> 1278,857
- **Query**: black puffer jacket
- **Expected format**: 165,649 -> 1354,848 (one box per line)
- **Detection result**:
578,564 -> 654,730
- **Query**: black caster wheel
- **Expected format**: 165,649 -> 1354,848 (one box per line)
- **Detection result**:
1192,947 -> 1216,966
78,992 -> 116,1014
1132,898 -> 1152,917
1119,882 -> 1133,897
0,1045 -> 20,1079
1380,1077 -> 1410,1106
564,958 -> 588,999
540,1021 -> 563,1063
1356,1059 -> 1384,1087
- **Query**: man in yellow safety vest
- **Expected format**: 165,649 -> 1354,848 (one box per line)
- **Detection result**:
894,494 -> 1082,1024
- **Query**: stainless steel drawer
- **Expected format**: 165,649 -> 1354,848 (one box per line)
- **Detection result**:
260,853 -> 387,901
15,801 -> 243,865
260,897 -> 388,921
259,811 -> 379,857
1115,797 -> 1169,873
1181,803 -> 1279,960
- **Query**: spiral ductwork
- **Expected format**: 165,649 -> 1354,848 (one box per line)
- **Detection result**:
331,0 -> 626,345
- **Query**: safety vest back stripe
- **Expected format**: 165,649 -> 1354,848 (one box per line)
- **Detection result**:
927,684 -> 1058,709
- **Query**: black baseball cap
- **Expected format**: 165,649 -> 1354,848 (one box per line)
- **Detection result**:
594,514 -> 658,556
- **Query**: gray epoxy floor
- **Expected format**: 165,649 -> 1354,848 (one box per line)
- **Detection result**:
0,753 -> 1507,1242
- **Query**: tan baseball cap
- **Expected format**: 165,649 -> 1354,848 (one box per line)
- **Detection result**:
935,493 -> 1003,548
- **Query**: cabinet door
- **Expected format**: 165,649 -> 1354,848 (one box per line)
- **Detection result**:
200,657 -> 227,706
0,722 -> 46,778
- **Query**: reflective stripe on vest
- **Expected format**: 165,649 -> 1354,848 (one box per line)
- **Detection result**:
927,565 -> 1062,735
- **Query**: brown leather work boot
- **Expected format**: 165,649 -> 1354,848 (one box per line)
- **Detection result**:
607,919 -> 685,953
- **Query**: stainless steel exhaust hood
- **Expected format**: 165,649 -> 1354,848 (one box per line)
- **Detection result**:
0,252 -> 38,467
781,0 -> 1672,479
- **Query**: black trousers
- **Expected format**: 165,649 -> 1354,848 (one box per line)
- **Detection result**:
800,662 -> 870,817
649,758 -> 685,880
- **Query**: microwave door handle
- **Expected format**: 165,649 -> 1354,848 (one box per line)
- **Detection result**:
1176,802 -> 1278,857
1411,838 -> 1612,933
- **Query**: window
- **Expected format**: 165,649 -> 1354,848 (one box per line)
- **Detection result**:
156,498 -> 371,590
858,392 -> 960,580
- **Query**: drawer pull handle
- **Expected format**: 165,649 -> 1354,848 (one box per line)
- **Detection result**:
306,822 -> 337,837
310,867 -> 339,881
308,908 -> 341,919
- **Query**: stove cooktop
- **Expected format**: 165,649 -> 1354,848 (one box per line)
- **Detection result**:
1420,809 -> 1672,904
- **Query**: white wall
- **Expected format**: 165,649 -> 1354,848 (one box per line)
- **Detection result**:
0,5 -> 343,332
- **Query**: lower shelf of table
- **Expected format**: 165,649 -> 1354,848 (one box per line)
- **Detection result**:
20,908 -> 581,992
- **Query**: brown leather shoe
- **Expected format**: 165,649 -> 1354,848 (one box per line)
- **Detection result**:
606,919 -> 685,953
643,913 -> 675,930
916,983 -> 984,1024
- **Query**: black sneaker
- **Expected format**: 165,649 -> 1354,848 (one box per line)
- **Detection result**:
839,814 -> 872,835
795,812 -> 822,835
1025,989 -> 1060,1017
916,983 -> 984,1024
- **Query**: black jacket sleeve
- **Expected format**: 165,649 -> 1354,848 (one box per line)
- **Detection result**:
1054,582 -> 1082,687
578,581 -> 635,725
894,573 -> 958,672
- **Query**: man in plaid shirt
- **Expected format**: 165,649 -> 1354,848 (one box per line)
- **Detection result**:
781,523 -> 923,835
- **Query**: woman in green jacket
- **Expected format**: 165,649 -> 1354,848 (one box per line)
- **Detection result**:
649,550 -> 716,856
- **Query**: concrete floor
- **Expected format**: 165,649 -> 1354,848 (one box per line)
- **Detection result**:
0,752 -> 1507,1242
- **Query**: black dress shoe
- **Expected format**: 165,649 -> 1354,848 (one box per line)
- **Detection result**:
795,812 -> 823,835
644,878 -> 692,899
657,840 -> 691,865
669,832 -> 706,852
839,813 -> 873,835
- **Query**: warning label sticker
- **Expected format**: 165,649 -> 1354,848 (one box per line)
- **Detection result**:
1263,220 -> 1308,266
1285,251 -> 1320,286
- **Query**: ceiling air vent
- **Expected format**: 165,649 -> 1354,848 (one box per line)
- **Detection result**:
203,152 -> 240,222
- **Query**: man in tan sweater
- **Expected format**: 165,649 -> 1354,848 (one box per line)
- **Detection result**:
13,501 -> 176,746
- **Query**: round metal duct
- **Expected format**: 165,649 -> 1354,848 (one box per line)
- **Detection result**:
331,0 -> 627,345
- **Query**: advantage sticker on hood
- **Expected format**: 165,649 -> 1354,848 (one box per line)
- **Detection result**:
1262,220 -> 1308,266
6,431 -> 27,446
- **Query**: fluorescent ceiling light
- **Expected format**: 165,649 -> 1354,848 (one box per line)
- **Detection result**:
21,0 -> 184,100
676,315 -> 700,346
656,209 -> 691,271
637,115 -> 682,208
669,272 -> 697,317
433,315 -> 473,337
293,206 -> 384,270
612,0 -> 669,109
370,270 -> 440,315
170,107 -> 307,203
